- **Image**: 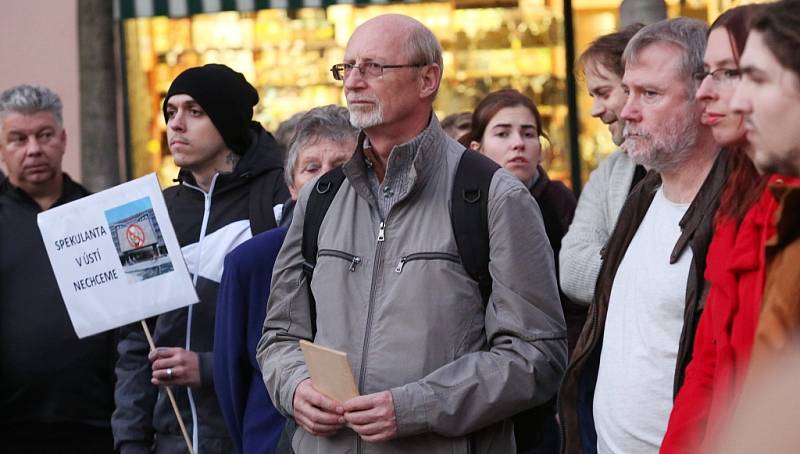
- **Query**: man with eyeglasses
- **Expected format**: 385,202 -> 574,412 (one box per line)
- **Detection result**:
258,13 -> 567,454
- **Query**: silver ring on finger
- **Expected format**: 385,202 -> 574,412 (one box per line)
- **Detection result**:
166,367 -> 173,380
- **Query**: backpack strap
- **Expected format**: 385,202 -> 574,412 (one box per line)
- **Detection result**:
301,166 -> 347,335
453,151 -> 555,451
451,149 -> 501,306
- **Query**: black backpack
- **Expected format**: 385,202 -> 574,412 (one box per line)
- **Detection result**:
300,149 -> 554,451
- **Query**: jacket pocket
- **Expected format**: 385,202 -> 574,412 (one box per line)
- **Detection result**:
317,249 -> 362,272
394,252 -> 460,273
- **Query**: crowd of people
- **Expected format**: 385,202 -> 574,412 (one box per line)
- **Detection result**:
1,0 -> 799,453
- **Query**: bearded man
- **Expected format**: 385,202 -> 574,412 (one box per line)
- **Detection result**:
557,18 -> 732,454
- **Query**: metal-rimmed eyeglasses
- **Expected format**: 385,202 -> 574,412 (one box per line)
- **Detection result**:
330,62 -> 427,81
692,68 -> 742,86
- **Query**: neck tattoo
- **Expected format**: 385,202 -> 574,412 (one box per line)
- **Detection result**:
220,152 -> 240,174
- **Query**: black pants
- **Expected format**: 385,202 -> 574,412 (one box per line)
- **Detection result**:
2,422 -> 114,454
275,419 -> 298,454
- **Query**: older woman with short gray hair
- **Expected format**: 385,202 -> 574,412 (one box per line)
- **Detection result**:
214,105 -> 357,454
279,105 -> 358,226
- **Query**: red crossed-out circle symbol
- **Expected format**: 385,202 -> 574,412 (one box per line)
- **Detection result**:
126,224 -> 146,249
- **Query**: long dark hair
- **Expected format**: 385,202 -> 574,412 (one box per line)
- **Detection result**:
711,4 -> 769,224
459,89 -> 547,148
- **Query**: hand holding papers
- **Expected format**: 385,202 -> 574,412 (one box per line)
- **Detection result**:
299,340 -> 359,403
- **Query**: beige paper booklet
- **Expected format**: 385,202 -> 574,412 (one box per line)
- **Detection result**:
299,340 -> 360,403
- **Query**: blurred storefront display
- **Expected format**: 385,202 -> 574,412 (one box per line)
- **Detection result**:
117,0 -> 732,189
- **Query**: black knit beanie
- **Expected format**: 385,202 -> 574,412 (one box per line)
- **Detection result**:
163,64 -> 259,154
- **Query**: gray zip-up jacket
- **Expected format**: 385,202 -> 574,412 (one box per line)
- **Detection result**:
257,117 -> 567,454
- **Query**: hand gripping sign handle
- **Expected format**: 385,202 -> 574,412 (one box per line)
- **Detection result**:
141,320 -> 195,454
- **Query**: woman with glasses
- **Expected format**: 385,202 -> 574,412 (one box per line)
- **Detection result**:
661,5 -> 800,453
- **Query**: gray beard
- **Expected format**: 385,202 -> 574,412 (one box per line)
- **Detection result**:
349,104 -> 384,129
622,108 -> 701,173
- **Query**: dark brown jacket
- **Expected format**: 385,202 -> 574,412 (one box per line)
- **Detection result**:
749,182 -> 800,370
558,151 -> 731,454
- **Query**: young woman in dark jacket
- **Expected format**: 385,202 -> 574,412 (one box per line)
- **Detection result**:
461,89 -> 577,454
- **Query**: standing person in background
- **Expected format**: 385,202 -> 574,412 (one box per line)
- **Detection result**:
560,23 -> 645,307
461,88 -> 576,453
659,5 -> 800,453
441,111 -> 472,140
273,106 -> 356,228
0,84 -> 116,452
559,18 -> 730,454
113,64 -> 289,454
274,111 -> 306,158
214,105 -> 357,454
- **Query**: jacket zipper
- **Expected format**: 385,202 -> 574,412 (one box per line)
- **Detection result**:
357,217 -> 386,454
181,175 -> 221,453
395,252 -> 460,273
317,249 -> 362,271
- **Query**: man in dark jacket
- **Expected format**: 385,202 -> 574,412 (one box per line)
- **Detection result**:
559,18 -> 730,454
112,64 -> 289,454
0,84 -> 116,452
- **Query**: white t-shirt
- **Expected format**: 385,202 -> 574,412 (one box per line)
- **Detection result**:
593,186 -> 693,454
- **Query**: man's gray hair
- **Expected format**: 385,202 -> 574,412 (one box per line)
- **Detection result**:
284,105 -> 358,188
0,85 -> 64,128
406,21 -> 444,98
406,24 -> 444,71
622,17 -> 708,100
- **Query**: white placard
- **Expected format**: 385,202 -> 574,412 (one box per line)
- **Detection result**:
38,173 -> 198,338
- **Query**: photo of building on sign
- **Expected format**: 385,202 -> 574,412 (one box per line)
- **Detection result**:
104,197 -> 174,283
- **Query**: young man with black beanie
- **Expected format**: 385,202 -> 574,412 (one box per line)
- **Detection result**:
112,63 -> 289,454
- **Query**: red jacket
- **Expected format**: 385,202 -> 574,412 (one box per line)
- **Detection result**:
661,175 -> 798,453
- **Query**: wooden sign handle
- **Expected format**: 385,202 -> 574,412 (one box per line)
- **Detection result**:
140,320 -> 195,454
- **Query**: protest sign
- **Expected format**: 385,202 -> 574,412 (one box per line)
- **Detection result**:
38,173 -> 198,338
